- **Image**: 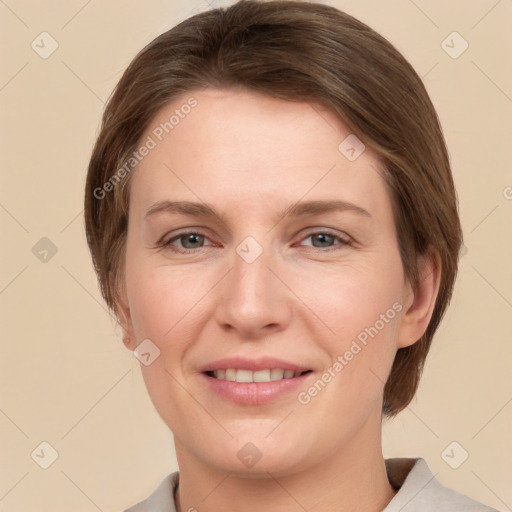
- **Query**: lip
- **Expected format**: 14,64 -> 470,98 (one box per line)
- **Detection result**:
198,356 -> 314,405
201,371 -> 314,405
198,356 -> 311,373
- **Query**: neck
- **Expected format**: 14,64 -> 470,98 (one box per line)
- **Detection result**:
174,411 -> 397,512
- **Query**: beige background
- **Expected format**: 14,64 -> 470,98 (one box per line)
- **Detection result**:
1,0 -> 511,510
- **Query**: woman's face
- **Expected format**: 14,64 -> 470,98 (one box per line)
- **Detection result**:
117,87 -> 427,476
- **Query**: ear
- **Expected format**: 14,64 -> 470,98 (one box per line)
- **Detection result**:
110,272 -> 136,351
397,247 -> 442,349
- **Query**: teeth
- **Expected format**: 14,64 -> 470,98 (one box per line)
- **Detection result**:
270,368 -> 284,380
235,369 -> 253,383
253,369 -> 271,382
212,368 -> 305,382
225,369 -> 236,381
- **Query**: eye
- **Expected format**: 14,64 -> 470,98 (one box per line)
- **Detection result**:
299,230 -> 351,250
158,229 -> 351,254
160,231 -> 214,253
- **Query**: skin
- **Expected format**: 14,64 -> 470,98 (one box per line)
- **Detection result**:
116,87 -> 441,512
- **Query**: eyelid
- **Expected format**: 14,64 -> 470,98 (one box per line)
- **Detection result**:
160,228 -> 214,249
295,229 -> 352,251
298,228 -> 351,244
159,227 -> 352,253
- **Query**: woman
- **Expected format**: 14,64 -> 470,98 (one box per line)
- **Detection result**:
84,1 -> 497,510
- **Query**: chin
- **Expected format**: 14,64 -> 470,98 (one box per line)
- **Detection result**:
218,454 -> 304,479
201,436 -> 310,478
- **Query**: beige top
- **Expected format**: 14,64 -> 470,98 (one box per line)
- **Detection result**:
123,457 -> 498,512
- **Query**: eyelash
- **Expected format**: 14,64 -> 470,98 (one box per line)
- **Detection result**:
158,229 -> 352,254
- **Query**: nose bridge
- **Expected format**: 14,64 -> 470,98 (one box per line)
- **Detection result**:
231,234 -> 277,303
216,233 -> 290,334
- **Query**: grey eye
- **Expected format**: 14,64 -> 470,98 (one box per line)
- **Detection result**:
309,233 -> 336,248
178,233 -> 205,249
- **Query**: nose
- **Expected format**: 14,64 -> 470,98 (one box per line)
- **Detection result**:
214,239 -> 292,339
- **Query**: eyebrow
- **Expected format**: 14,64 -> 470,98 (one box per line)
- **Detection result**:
144,199 -> 371,225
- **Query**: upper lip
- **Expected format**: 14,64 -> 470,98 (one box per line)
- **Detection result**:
198,356 -> 312,373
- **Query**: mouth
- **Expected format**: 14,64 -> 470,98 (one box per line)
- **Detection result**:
201,368 -> 314,405
204,368 -> 313,383
198,356 -> 315,404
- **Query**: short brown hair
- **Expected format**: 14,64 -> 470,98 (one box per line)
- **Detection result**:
84,0 -> 463,417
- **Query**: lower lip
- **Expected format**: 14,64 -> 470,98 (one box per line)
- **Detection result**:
201,372 -> 313,405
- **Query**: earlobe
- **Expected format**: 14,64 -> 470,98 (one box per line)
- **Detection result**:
110,272 -> 136,351
116,306 -> 136,351
397,248 -> 442,349
116,305 -> 136,351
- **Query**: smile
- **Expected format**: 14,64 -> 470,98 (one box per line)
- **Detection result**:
206,368 -> 312,382
202,369 -> 314,405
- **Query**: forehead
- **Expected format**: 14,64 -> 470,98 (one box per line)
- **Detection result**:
129,87 -> 391,224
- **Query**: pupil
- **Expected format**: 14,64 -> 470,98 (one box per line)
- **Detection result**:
314,233 -> 332,247
183,234 -> 202,248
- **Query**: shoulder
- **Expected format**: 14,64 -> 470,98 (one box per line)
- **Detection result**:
384,457 -> 498,512
120,460 -> 499,512
121,471 -> 179,512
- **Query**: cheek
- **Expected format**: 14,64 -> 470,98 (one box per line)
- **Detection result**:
292,252 -> 404,395
125,257 -> 205,342
124,263 -> 204,430
292,254 -> 404,343
124,261 -> 215,406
